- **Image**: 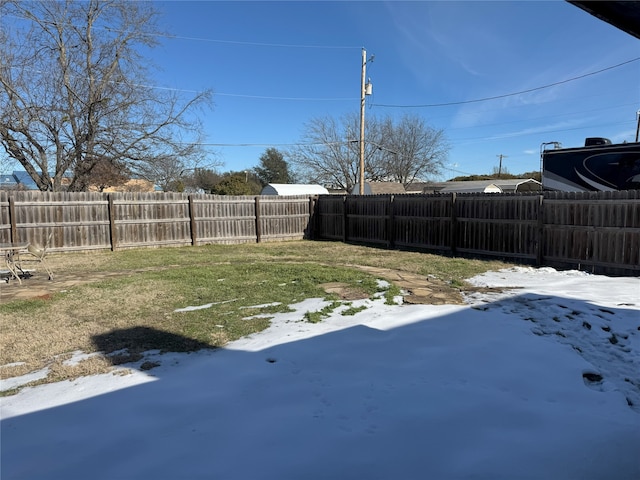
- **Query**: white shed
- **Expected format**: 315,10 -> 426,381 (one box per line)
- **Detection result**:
261,184 -> 329,195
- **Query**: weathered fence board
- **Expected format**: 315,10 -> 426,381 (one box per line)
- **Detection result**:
258,196 -> 312,242
541,190 -> 640,274
191,195 -> 257,245
2,189 -> 638,275
345,195 -> 389,245
314,195 -> 344,241
455,194 -> 539,260
314,191 -> 640,276
0,191 -> 317,252
393,194 -> 452,251
112,192 -> 192,248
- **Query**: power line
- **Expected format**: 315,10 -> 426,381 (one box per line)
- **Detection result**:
371,57 -> 640,108
184,141 -> 349,148
8,13 -> 635,107
444,102 -> 637,131
206,56 -> 639,105
440,165 -> 477,176
5,11 -> 636,148
450,120 -> 634,143
215,92 -> 356,101
159,32 -> 360,50
188,120 -> 635,150
5,14 -> 361,50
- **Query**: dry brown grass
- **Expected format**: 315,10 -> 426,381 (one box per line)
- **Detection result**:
0,240 -> 515,394
1,279 -> 176,389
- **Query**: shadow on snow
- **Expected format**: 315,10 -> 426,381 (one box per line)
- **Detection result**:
2,294 -> 639,480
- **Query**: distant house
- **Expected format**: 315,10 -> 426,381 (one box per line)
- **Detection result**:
0,170 -> 157,192
261,183 -> 329,195
0,173 -> 19,189
0,171 -> 39,190
350,182 -> 406,195
422,179 -> 542,194
92,179 -> 156,193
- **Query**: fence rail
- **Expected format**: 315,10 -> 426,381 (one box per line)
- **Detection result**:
1,190 -> 638,276
0,191 -> 317,253
314,190 -> 640,276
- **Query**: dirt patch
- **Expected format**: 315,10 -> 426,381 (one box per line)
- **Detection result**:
0,271 -> 123,303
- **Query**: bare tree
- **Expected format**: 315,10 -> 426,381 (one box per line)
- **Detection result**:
289,112 -> 448,191
88,157 -> 130,192
379,114 -> 448,185
0,0 -> 213,192
289,113 -> 372,192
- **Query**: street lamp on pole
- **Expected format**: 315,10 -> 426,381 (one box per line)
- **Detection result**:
359,48 -> 373,195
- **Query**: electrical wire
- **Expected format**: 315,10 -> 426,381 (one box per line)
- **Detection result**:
371,57 -> 640,108
215,92 -> 356,101
450,120 -> 634,143
7,12 -> 636,107
159,33 -> 360,50
184,141 -> 349,148
154,56 -> 639,104
4,14 -> 361,50
4,11 -> 636,149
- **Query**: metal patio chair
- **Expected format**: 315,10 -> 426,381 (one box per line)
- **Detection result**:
17,233 -> 54,281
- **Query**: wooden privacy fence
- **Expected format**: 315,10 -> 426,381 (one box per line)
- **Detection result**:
0,191 -> 317,252
314,190 -> 640,276
1,189 -> 638,275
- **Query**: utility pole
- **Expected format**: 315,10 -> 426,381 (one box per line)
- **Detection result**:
496,154 -> 508,178
358,48 -> 373,195
636,110 -> 639,142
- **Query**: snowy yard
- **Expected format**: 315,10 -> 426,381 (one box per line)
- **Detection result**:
1,266 -> 639,479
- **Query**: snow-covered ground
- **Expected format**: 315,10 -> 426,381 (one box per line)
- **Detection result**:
1,267 -> 639,479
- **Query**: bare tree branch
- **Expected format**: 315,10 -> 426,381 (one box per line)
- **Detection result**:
0,0 -> 214,191
289,112 -> 449,191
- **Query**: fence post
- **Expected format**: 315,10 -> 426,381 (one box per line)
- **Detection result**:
188,195 -> 197,246
536,194 -> 544,266
107,193 -> 117,251
254,196 -> 262,243
450,192 -> 457,256
307,195 -> 316,240
387,194 -> 395,249
342,195 -> 348,243
8,194 -> 17,243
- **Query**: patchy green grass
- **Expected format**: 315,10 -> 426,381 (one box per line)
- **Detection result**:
304,301 -> 344,323
341,304 -> 368,316
0,240 -> 514,393
40,240 -> 511,285
382,283 -> 403,305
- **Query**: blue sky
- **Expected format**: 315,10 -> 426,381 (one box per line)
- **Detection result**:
148,0 -> 638,180
5,1 -> 639,181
